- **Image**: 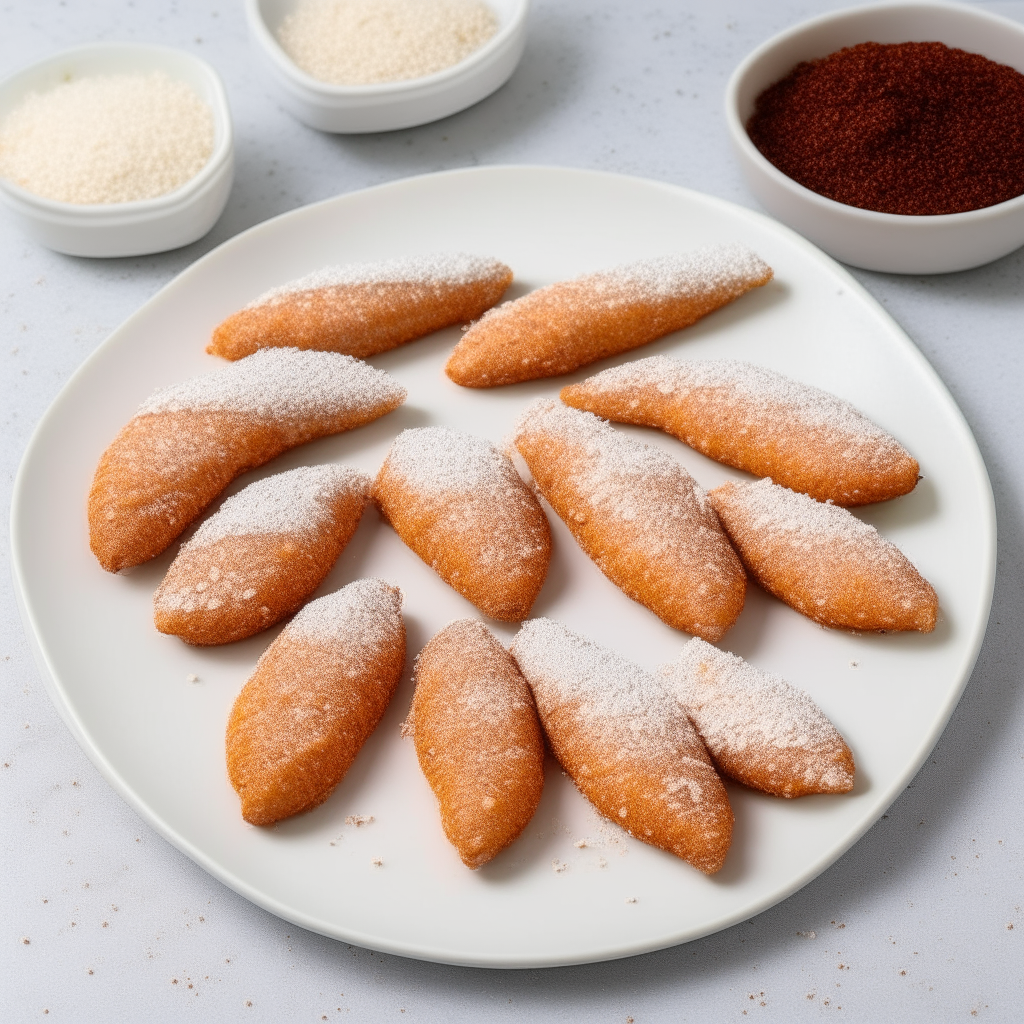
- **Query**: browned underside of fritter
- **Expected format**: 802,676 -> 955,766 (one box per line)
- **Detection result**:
514,432 -> 745,641
88,399 -> 400,573
445,271 -> 771,388
560,381 -> 920,507
153,489 -> 368,645
708,482 -> 938,633
208,272 -> 514,360
534,698 -> 733,875
226,625 -> 406,826
412,620 -> 545,868
707,739 -> 855,799
372,468 -> 551,622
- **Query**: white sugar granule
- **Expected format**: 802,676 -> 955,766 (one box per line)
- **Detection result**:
138,348 -> 406,419
277,0 -> 498,85
385,426 -> 515,494
0,72 -> 214,204
284,577 -> 403,645
187,464 -> 370,547
250,254 -> 508,309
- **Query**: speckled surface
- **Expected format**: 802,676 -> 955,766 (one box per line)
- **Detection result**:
2,1 -> 1023,1019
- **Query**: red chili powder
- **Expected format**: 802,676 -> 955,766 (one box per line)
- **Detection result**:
746,41 -> 1024,216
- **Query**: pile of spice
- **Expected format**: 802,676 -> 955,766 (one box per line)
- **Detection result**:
746,42 -> 1024,216
0,72 -> 214,205
277,0 -> 498,85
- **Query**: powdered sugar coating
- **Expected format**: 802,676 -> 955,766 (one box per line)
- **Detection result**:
138,348 -> 406,418
663,638 -> 854,796
188,464 -> 370,547
249,254 -> 510,308
284,577 -> 403,645
384,426 -> 521,495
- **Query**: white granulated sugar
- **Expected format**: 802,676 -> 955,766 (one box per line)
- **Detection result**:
591,245 -> 771,304
0,72 -> 214,204
285,577 -> 402,645
666,638 -> 841,755
250,253 -> 507,308
187,464 -> 370,547
277,0 -> 498,85
138,348 -> 406,419
385,426 -> 514,494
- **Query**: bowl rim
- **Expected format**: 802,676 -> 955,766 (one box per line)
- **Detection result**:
0,41 -> 234,218
245,0 -> 530,98
724,0 -> 1024,225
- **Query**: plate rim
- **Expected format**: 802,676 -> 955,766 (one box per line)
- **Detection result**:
9,164 -> 998,968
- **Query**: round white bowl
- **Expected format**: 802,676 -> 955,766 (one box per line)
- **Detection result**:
0,43 -> 234,258
726,1 -> 1024,274
246,0 -> 529,133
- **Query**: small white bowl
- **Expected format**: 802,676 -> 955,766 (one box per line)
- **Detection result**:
0,43 -> 234,258
246,0 -> 529,133
726,1 -> 1024,274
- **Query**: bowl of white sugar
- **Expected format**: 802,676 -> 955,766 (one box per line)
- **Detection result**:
246,0 -> 529,132
0,43 -> 233,257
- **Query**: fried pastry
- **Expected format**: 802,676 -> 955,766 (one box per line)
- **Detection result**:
226,578 -> 405,825
89,348 -> 405,573
510,618 -> 733,874
561,357 -> 919,506
513,400 -> 745,641
373,427 -> 551,621
208,254 -> 513,360
445,245 -> 772,387
154,464 -> 371,646
409,619 -> 545,868
663,638 -> 855,798
709,478 -> 938,632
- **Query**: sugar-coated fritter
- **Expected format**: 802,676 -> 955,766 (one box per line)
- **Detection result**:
709,478 -> 938,632
561,357 -> 919,506
209,253 -> 513,360
154,464 -> 371,645
410,619 -> 545,868
445,246 -> 772,387
89,348 -> 405,573
226,578 -> 405,825
511,618 -> 733,874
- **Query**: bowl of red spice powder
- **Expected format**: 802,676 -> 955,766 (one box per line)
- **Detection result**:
725,1 -> 1024,273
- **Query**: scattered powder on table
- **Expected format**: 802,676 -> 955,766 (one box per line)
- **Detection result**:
138,348 -> 406,420
0,72 -> 214,204
277,0 -> 499,85
186,464 -> 370,547
249,254 -> 509,309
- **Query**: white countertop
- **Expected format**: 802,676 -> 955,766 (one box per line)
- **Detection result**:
2,1 -> 1022,1019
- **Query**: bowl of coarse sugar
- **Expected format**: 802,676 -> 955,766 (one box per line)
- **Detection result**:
0,43 -> 233,258
246,0 -> 529,133
726,1 -> 1024,274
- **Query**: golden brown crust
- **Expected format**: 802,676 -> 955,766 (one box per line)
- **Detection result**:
153,477 -> 369,646
411,619 -> 544,868
513,402 -> 745,642
373,429 -> 551,621
709,479 -> 938,633
208,270 -> 513,361
561,359 -> 919,506
510,618 -> 733,874
226,579 -> 405,825
445,249 -> 773,387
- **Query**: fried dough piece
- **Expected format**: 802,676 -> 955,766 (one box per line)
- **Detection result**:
373,427 -> 551,621
226,578 -> 405,825
662,638 -> 855,798
154,464 -> 371,645
209,254 -> 513,360
410,619 -> 545,868
445,246 -> 772,387
510,618 -> 733,874
561,357 -> 919,506
89,348 -> 405,573
709,478 -> 938,632
513,400 -> 745,641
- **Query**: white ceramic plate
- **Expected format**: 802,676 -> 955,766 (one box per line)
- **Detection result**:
11,167 -> 995,968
